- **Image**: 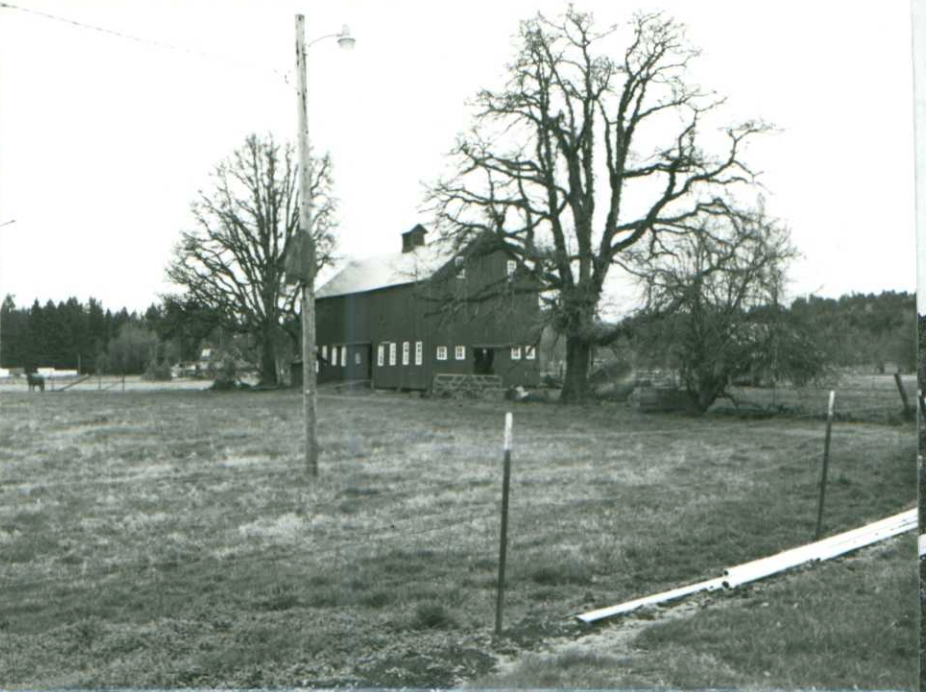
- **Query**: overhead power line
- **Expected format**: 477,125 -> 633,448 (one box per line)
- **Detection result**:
0,1 -> 292,86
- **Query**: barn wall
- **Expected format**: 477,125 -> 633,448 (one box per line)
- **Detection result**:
316,293 -> 372,344
369,284 -> 433,390
316,293 -> 372,383
316,247 -> 542,390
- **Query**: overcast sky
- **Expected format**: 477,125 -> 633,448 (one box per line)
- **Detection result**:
0,0 -> 917,314
914,0 -> 926,314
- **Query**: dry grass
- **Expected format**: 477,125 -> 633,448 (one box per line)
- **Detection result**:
475,536 -> 915,689
0,386 -> 916,688
719,372 -> 917,424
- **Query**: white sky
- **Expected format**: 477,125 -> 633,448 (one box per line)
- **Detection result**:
0,0 -> 917,313
914,0 -> 926,314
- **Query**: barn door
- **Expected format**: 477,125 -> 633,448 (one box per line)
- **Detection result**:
474,348 -> 494,375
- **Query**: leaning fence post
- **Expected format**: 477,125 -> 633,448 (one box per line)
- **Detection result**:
815,390 -> 835,540
495,411 -> 513,637
894,372 -> 913,419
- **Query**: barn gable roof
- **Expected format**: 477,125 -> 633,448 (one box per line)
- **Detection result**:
316,239 -> 457,299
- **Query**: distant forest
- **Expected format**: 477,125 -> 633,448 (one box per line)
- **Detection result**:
788,291 -> 917,373
0,296 -> 209,375
0,290 -> 918,376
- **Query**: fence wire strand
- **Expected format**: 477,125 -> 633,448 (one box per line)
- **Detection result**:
1,384 -> 917,618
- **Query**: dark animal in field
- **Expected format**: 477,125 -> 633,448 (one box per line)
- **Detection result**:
27,373 -> 45,392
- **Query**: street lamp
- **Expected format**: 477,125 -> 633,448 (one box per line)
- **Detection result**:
294,14 -> 354,478
337,25 -> 356,50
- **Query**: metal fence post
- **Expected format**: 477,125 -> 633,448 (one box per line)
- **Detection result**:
495,412 -> 513,636
815,390 -> 835,540
894,372 -> 913,419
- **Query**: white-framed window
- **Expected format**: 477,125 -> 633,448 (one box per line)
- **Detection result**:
511,346 -> 522,361
332,347 -> 339,367
341,347 -> 347,368
377,344 -> 385,366
389,342 -> 397,366
455,345 -> 466,360
455,256 -> 465,279
402,341 -> 410,365
315,361 -> 319,373
355,353 -> 361,365
437,346 -> 448,361
507,260 -> 517,278
322,345 -> 328,361
415,341 -> 423,366
525,345 -> 536,360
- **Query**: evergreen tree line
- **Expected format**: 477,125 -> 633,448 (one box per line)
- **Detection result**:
789,291 -> 917,373
0,296 -> 204,375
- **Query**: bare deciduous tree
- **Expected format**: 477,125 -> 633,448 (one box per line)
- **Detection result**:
627,207 -> 823,412
427,8 -> 769,402
167,134 -> 336,385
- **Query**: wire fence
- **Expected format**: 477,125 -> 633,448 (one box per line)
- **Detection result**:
3,414 -> 908,491
0,386 -> 917,638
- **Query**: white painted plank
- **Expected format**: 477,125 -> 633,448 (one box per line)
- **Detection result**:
724,512 -> 916,588
578,509 -> 916,623
722,510 -> 915,588
577,577 -> 725,624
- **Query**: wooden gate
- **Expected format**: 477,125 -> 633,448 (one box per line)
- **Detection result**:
432,373 -> 503,397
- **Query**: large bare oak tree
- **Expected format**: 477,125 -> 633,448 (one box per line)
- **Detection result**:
167,134 -> 336,385
428,9 -> 769,402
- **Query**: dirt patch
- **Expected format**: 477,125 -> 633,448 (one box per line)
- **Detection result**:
359,644 -> 496,687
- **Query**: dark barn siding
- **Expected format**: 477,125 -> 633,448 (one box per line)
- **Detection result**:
316,294 -> 372,383
316,248 -> 541,390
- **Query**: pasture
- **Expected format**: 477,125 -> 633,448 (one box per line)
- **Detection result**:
0,383 -> 917,688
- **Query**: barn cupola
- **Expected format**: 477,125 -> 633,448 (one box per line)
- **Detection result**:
401,224 -> 428,253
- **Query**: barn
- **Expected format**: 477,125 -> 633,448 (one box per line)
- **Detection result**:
311,224 -> 541,390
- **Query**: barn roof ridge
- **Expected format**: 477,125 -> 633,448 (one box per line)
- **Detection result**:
316,234 -> 458,299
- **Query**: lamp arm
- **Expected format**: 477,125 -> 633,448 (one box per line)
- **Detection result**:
306,32 -> 341,48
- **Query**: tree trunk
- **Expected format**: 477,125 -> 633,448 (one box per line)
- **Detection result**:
693,388 -> 714,415
688,368 -> 725,415
560,335 -> 592,403
259,323 -> 278,386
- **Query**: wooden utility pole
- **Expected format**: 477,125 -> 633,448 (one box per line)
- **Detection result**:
295,14 -> 319,477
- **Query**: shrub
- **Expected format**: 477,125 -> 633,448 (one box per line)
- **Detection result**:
589,358 -> 632,385
142,361 -> 172,381
211,356 -> 240,390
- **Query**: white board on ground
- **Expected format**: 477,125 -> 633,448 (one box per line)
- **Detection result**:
577,577 -> 725,624
722,510 -> 916,588
577,508 -> 916,624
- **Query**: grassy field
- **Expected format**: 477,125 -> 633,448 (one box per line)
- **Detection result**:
0,385 -> 917,688
718,372 -> 918,424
